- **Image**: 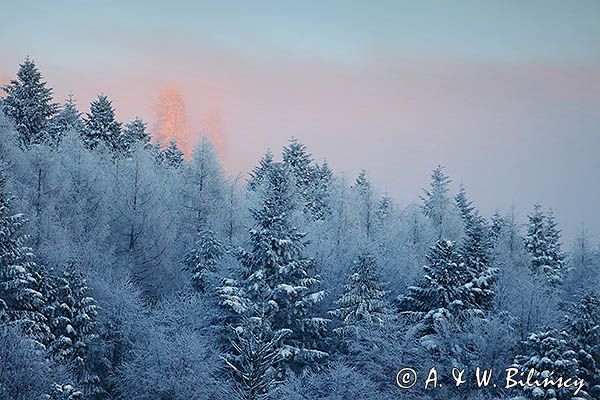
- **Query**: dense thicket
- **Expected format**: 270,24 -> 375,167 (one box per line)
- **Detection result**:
0,59 -> 598,400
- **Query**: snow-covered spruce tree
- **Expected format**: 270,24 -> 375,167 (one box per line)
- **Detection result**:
490,210 -> 505,244
375,194 -> 393,227
398,240 -> 476,355
282,137 -> 313,191
525,204 -> 563,285
282,138 -> 333,221
220,163 -> 328,375
248,150 -> 274,191
455,187 -> 498,311
184,229 -> 226,292
223,318 -> 291,400
545,210 -> 565,283
513,329 -> 585,400
0,164 -> 52,345
353,170 -> 374,241
120,117 -> 150,155
45,263 -> 102,398
83,94 -> 122,152
330,251 -> 389,335
421,165 -> 452,240
305,160 -> 333,221
42,94 -> 84,147
455,184 -> 475,227
566,293 -> 600,398
1,57 -> 58,149
161,139 -> 184,169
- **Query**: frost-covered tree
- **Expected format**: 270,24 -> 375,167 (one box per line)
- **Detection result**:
220,163 -> 328,374
83,95 -> 122,151
330,251 -> 389,334
248,150 -> 274,191
513,329 -> 584,400
421,165 -> 453,240
120,117 -> 150,155
1,58 -> 58,148
525,204 -> 564,285
399,240 -> 472,320
545,210 -> 565,282
223,321 -> 290,400
0,326 -> 78,400
455,187 -> 497,310
42,94 -> 84,147
0,165 -> 51,345
282,137 -> 313,190
305,160 -> 332,221
46,265 -> 102,399
182,137 -> 227,230
454,184 -> 474,226
566,293 -> 600,398
161,139 -> 184,169
184,229 -> 226,292
353,170 -> 374,241
398,240 -> 486,365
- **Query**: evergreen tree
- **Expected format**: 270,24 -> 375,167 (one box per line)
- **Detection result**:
1,58 -> 58,148
83,95 -> 122,151
513,329 -> 584,400
566,293 -> 600,398
46,264 -> 102,398
545,210 -> 565,282
248,150 -> 274,191
330,251 -> 389,334
282,138 -> 313,190
525,204 -> 563,285
490,210 -> 504,243
455,186 -> 497,310
42,94 -> 84,146
184,229 -> 226,292
222,320 -> 290,400
399,240 -> 472,320
305,160 -> 333,220
421,165 -> 452,240
161,139 -> 184,169
398,240 -> 480,357
353,170 -> 374,240
0,164 -> 51,345
220,163 -> 328,374
455,184 -> 474,227
120,117 -> 150,154
375,194 -> 393,226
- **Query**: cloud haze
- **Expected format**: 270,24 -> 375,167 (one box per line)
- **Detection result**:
1,0 -> 599,242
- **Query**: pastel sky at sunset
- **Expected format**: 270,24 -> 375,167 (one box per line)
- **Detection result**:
1,0 -> 599,242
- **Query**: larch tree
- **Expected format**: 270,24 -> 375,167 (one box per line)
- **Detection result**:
421,165 -> 452,240
353,170 -> 374,241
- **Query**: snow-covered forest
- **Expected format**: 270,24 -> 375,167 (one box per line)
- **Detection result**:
0,58 -> 598,400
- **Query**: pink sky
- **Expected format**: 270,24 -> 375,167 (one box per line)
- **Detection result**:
1,5 -> 600,242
